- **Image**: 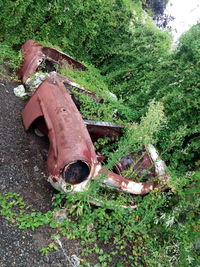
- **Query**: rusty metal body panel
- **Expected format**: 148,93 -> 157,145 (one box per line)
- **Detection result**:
18,40 -> 86,83
22,74 -> 100,192
20,40 -> 169,195
84,120 -> 124,142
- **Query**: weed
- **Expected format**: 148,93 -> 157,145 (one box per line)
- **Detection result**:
40,242 -> 59,256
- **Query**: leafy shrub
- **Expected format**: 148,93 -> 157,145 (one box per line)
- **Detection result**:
103,22 -> 199,171
0,0 -> 133,64
0,1 -> 199,266
0,44 -> 22,78
153,24 -> 200,170
102,23 -> 171,120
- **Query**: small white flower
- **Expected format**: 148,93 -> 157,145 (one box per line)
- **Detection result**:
186,255 -> 194,264
166,216 -> 175,227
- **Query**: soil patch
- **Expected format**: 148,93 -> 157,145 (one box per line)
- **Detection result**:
0,79 -> 81,266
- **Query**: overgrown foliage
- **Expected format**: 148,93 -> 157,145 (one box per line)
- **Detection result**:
154,25 -> 200,171
104,23 -> 200,171
0,44 -> 22,79
60,64 -> 133,123
0,170 -> 199,266
0,0 -> 133,65
0,0 -> 199,266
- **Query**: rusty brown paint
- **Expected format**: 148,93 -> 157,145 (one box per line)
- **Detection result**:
95,167 -> 158,195
18,40 -> 86,83
42,46 -> 87,71
22,74 -> 99,188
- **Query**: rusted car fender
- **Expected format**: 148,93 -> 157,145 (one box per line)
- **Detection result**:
22,74 -> 101,193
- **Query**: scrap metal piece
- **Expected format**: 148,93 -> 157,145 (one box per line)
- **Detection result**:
21,74 -> 163,194
146,144 -> 169,181
89,197 -> 137,210
84,120 -> 169,184
22,74 -> 100,193
84,120 -> 124,142
104,170 -> 158,195
114,149 -> 156,179
18,40 -> 86,83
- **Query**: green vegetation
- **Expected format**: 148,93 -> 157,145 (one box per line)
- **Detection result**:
60,64 -> 133,123
0,0 -> 133,65
104,23 -> 200,171
0,44 -> 22,79
0,170 -> 199,266
0,0 -> 199,266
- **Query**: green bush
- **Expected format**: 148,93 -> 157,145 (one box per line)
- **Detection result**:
103,22 -> 199,171
0,0 -> 133,64
0,44 -> 22,78
0,1 -> 199,266
154,24 -> 200,170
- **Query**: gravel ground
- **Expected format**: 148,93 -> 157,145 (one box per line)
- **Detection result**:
0,80 -> 82,267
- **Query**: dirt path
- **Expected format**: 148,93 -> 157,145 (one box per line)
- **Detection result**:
0,80 -> 81,266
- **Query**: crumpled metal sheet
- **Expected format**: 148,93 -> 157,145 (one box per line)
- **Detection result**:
20,40 -> 170,196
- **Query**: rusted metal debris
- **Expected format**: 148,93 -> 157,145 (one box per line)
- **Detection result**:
19,40 -> 170,196
18,40 -> 86,83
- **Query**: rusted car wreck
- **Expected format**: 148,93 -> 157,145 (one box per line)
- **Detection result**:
18,40 -> 169,196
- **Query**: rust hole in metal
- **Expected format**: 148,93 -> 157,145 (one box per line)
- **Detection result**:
63,160 -> 90,185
